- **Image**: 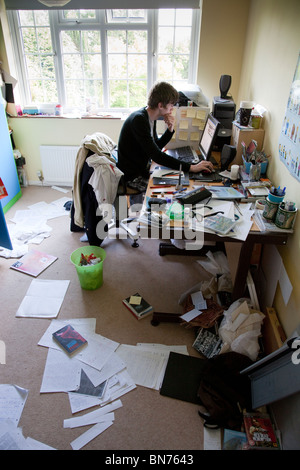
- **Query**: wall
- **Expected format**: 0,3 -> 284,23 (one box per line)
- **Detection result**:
238,0 -> 300,337
238,0 -> 300,450
7,116 -> 124,184
197,0 -> 251,105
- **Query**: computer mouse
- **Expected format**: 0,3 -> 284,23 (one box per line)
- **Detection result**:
202,169 -> 215,174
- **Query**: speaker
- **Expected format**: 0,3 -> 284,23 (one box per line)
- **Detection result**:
212,128 -> 230,151
219,75 -> 232,99
220,144 -> 236,171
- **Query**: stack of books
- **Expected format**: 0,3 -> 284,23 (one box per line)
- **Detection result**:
122,293 -> 153,320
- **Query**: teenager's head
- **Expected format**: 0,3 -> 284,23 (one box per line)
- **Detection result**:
147,81 -> 179,109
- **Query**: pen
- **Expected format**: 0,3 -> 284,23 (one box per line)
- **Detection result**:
173,188 -> 187,194
234,201 -> 243,216
150,185 -> 172,188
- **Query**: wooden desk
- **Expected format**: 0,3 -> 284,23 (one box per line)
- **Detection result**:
141,169 -> 289,301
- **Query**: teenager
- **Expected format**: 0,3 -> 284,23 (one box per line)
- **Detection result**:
117,81 -> 213,192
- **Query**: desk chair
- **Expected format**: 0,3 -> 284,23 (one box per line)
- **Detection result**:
70,137 -> 141,247
108,175 -> 141,247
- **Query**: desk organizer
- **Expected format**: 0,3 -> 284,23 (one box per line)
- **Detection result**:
275,204 -> 297,229
263,197 -> 280,221
268,191 -> 285,204
243,157 -> 268,175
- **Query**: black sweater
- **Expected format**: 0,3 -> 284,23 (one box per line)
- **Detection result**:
117,107 -> 191,181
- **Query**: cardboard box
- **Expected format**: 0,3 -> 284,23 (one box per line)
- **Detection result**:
262,307 -> 286,355
231,123 -> 265,165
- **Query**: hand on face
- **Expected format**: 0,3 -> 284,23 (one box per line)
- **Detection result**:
158,102 -> 175,132
163,112 -> 175,132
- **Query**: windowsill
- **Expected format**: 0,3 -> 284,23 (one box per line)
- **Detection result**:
9,112 -> 126,120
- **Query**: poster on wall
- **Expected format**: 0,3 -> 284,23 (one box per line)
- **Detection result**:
279,52 -> 300,181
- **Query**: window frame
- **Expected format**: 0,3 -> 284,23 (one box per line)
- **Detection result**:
7,8 -> 200,113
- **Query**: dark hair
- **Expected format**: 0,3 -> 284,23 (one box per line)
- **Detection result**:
147,81 -> 179,109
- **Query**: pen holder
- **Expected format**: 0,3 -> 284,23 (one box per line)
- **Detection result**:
275,204 -> 297,229
263,197 -> 280,221
249,162 -> 261,181
268,191 -> 285,204
242,157 -> 268,175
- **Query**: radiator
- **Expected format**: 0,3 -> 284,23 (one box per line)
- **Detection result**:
40,145 -> 78,186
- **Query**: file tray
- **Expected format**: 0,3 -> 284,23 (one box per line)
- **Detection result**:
176,186 -> 212,206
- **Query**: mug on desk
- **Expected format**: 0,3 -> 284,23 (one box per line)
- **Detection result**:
263,197 -> 280,221
275,202 -> 297,229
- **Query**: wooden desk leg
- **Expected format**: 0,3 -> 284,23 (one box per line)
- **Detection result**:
151,311 -> 182,326
231,238 -> 253,301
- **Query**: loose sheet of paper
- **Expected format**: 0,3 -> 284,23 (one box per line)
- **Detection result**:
40,348 -> 82,393
135,343 -> 188,389
70,420 -> 113,450
64,399 -> 122,428
180,308 -> 202,322
116,344 -> 166,390
0,385 -> 28,425
67,369 -> 135,413
16,279 -> 70,318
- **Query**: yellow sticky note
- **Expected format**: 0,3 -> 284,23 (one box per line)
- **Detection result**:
178,131 -> 188,141
192,118 -> 202,127
196,110 -> 206,120
191,132 -> 200,141
130,295 -> 142,305
187,108 -> 196,118
179,120 -> 189,129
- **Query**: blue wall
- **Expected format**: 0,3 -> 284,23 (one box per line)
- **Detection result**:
0,91 -> 21,213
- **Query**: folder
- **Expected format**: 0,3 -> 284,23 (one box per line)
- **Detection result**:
160,352 -> 205,404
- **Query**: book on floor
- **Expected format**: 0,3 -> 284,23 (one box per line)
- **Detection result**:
192,327 -> 225,358
223,429 -> 248,450
243,412 -> 280,450
122,293 -> 153,320
10,250 -> 57,277
52,324 -> 88,355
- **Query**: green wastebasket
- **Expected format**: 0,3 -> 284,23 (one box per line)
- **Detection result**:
70,246 -> 106,290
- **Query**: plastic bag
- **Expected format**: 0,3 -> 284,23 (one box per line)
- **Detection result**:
197,250 -> 230,276
231,331 -> 262,361
218,298 -> 265,361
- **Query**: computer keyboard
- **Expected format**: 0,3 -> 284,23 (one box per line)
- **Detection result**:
191,171 -> 223,182
176,146 -> 197,162
167,146 -> 199,163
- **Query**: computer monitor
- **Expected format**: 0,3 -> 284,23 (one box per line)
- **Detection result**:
199,113 -> 220,162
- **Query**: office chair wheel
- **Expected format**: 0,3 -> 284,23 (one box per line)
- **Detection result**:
132,240 -> 139,248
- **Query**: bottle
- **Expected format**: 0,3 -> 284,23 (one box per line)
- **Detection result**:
55,104 -> 63,116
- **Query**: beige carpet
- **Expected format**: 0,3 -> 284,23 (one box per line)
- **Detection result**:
1,185 -> 214,451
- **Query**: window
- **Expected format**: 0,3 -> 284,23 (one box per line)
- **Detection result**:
8,8 -> 200,113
